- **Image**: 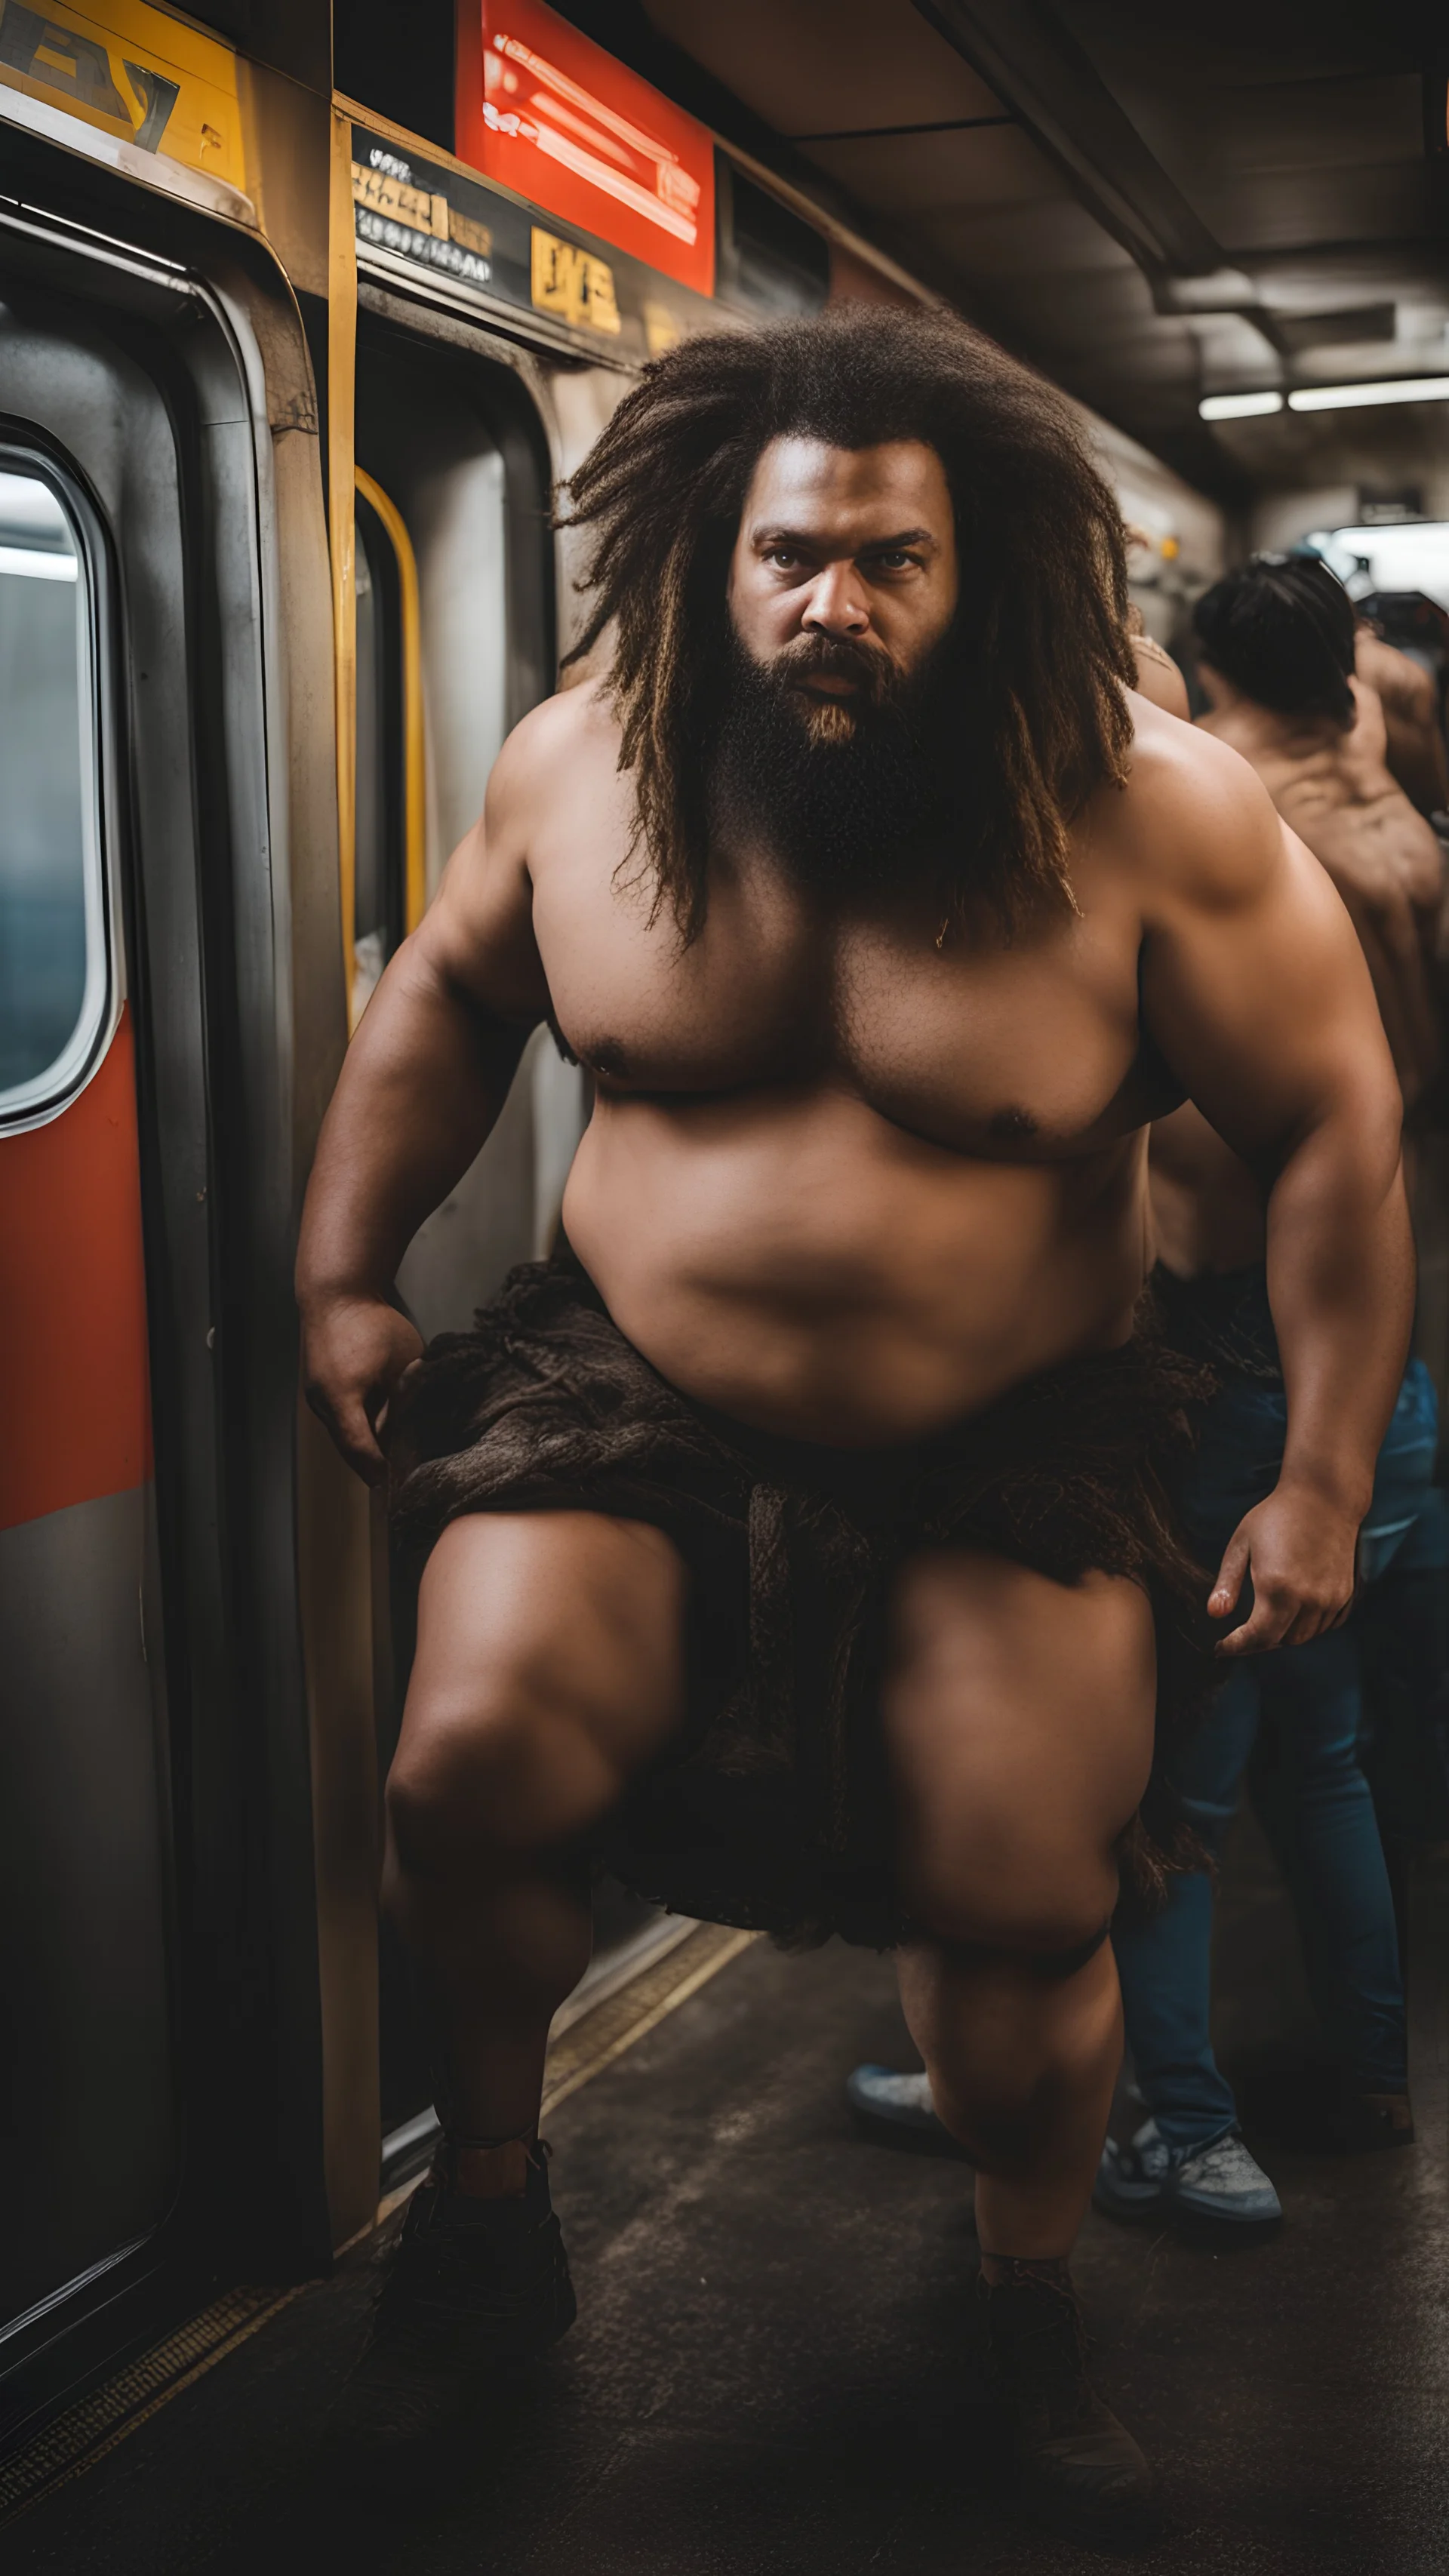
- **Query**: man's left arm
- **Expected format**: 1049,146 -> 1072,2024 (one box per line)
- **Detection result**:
1137,737 -> 1414,1654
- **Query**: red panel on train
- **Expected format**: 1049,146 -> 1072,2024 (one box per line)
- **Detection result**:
0,1010 -> 152,1532
456,0 -> 715,296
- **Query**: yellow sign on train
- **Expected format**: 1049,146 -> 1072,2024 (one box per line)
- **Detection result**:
0,0 -> 244,189
530,226 -> 620,336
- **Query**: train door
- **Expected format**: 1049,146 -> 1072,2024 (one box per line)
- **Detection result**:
0,438 -> 175,2341
0,179 -> 337,2429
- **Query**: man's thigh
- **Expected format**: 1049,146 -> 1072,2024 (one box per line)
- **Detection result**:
391,1510 -> 688,1855
882,1549 -> 1156,1950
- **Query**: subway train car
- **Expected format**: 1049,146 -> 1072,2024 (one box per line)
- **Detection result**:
2,2 -> 1447,2557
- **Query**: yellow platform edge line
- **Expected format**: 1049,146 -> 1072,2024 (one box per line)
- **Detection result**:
541,1925 -> 757,2117
374,1918 -> 758,2223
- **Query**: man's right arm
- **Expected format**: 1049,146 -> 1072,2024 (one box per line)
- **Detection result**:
297,713 -> 552,1482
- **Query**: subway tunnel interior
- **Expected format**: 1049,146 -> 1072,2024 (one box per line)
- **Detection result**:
1,0 -> 1447,2565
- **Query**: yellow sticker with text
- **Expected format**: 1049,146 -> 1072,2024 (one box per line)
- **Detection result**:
0,0 -> 243,189
352,161 -> 452,244
531,226 -> 621,337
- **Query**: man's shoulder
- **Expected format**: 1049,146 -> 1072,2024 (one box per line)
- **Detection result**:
491,676 -> 617,805
478,682 -> 620,876
1105,696 -> 1283,909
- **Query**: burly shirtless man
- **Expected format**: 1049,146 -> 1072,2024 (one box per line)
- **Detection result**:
299,312 -> 1410,2541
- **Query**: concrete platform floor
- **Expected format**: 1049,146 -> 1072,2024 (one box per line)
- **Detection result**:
10,1825 -> 1449,2574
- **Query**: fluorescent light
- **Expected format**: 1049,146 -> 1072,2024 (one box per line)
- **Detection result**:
1198,390 -> 1283,420
1307,522 -> 1449,615
1287,376 -> 1449,413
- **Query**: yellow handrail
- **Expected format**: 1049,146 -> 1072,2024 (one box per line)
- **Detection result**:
328,106 -> 358,1029
354,468 -> 427,940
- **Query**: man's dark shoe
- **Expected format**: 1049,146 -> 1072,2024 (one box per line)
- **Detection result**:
331,2145 -> 576,2479
980,2265 -> 1155,2547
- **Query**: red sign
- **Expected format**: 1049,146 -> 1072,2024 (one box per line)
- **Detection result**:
456,0 -> 715,297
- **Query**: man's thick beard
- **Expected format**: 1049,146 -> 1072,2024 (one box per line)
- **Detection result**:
710,624 -> 968,903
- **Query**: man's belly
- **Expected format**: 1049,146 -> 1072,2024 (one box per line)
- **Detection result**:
562,1089 -> 1151,1446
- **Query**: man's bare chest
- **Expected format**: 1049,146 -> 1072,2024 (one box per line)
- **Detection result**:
528,811 -> 1159,1158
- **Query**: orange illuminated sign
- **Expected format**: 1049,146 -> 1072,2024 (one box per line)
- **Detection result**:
456,0 -> 715,297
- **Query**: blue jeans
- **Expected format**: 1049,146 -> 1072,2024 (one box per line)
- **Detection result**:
1115,1350 -> 1441,2151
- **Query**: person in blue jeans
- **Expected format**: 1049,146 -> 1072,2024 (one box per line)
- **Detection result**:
1094,1260 -> 1441,2230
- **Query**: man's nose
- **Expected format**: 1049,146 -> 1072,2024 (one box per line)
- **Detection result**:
801,561 -> 870,636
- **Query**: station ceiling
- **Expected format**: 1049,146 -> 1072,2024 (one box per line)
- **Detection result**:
582,1 -> 1449,506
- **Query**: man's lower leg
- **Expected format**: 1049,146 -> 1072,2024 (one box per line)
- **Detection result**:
386,1857 -> 594,2194
898,1934 -> 1155,2538
330,1851 -> 590,2466
900,1928 -> 1121,2251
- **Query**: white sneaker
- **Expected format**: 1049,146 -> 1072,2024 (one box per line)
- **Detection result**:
1096,2117 -> 1281,2228
846,2064 -> 942,2131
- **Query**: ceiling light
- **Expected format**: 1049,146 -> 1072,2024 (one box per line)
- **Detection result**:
1198,390 -> 1283,420
1287,376 -> 1449,413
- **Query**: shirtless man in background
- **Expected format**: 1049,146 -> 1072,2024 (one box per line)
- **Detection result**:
1148,554 -> 1443,1264
297,312 -> 1409,2541
1195,554 -> 1443,1109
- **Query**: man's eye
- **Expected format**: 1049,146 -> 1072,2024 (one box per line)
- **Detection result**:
875,551 -> 915,571
768,548 -> 801,568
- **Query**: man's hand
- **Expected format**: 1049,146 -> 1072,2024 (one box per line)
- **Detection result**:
1208,1477 -> 1361,1656
302,1294 -> 425,1486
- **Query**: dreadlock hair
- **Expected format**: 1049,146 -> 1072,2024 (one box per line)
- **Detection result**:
558,304 -> 1137,941
1193,552 -> 1357,730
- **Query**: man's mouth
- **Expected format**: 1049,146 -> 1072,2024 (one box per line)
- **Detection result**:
796,671 -> 860,698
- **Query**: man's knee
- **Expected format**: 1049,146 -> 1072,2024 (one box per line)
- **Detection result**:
390,1511 -> 686,1876
386,1669 -> 629,1873
903,1819 -> 1119,1965
921,1888 -> 1117,1971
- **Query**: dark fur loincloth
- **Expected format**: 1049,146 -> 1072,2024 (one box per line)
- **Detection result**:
390,1258 -> 1217,1949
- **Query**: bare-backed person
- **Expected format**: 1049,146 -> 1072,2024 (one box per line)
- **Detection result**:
1195,552 -> 1444,1114
298,311 -> 1411,2541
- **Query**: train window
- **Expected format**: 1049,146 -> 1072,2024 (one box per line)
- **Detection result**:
0,460 -> 107,1127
